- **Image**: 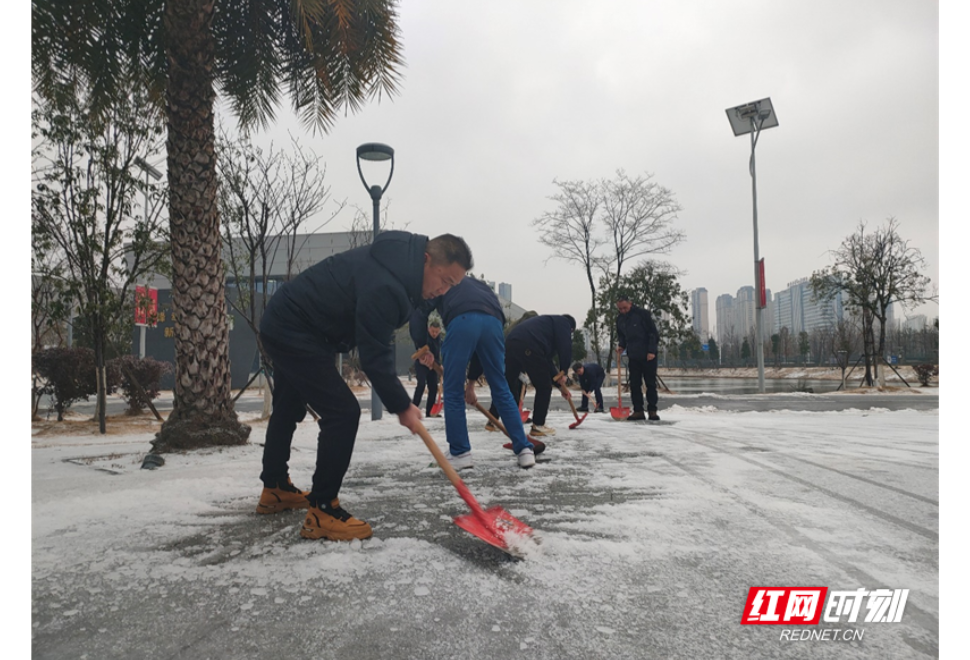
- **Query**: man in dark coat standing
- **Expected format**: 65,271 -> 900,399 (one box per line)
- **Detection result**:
571,361 -> 606,413
493,314 -> 575,436
616,295 -> 661,421
409,310 -> 441,417
256,231 -> 473,541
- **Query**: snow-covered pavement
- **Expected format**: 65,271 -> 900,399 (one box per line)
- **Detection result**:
31,402 -> 941,659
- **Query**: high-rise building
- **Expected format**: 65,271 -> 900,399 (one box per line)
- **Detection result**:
498,282 -> 512,302
772,277 -> 844,335
691,288 -> 709,339
715,294 -> 735,346
902,314 -> 927,331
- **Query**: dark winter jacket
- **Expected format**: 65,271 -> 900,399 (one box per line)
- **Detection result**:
259,230 -> 428,413
432,277 -> 507,382
576,362 -> 606,391
506,314 -> 574,380
431,277 -> 505,328
616,304 -> 660,360
408,306 -> 440,362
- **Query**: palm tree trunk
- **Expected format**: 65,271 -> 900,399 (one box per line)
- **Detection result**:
153,0 -> 250,451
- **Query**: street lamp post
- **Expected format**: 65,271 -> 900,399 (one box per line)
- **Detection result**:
725,98 -> 778,394
356,143 -> 395,420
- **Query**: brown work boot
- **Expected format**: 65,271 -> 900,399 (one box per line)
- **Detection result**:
256,478 -> 310,514
627,411 -> 646,421
301,498 -> 373,541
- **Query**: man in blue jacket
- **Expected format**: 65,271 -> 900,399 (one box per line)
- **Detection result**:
425,277 -> 539,470
616,295 -> 661,421
492,314 -> 575,437
256,231 -> 472,541
571,361 -> 606,413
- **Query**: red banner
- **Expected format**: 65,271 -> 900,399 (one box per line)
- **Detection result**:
758,259 -> 766,308
135,286 -> 158,326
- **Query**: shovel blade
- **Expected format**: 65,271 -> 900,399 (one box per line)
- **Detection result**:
430,400 -> 443,416
610,406 -> 631,420
454,506 -> 534,556
568,412 -> 588,429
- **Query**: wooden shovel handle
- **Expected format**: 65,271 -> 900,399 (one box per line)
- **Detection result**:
410,345 -> 443,376
475,402 -> 508,437
555,380 -> 582,420
413,421 -> 486,516
616,348 -> 624,407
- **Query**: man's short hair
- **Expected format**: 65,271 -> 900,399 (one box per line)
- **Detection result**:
427,234 -> 474,270
563,314 -> 576,330
429,321 -> 440,328
617,295 -> 631,303
571,361 -> 583,372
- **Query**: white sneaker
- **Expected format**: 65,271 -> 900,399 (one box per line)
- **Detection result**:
530,424 -> 556,437
447,450 -> 473,470
516,447 -> 535,469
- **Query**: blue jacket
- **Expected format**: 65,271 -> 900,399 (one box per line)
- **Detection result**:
260,230 -> 427,413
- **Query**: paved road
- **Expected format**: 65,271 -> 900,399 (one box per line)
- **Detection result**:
32,405 -> 940,659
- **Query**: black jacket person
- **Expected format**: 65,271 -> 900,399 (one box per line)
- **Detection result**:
571,361 -> 606,412
257,231 -> 472,541
498,314 -> 576,436
616,296 -> 661,420
408,306 -> 441,415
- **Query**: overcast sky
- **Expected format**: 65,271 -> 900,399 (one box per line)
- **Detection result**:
238,0 -> 942,328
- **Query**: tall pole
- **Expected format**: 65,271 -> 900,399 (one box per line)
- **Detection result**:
370,184 -> 383,420
750,120 -> 766,393
356,143 -> 395,421
139,167 -> 149,359
727,99 -> 776,394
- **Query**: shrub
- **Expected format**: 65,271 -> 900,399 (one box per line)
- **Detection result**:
112,355 -> 173,414
32,347 -> 98,420
913,364 -> 938,387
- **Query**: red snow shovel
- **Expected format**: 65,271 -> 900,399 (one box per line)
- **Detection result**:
554,371 -> 587,429
611,349 -> 631,420
414,421 -> 535,556
429,391 -> 443,417
560,386 -> 588,429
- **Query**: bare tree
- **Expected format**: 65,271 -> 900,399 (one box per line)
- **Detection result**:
533,170 -> 684,363
532,178 -> 604,354
218,131 -> 343,413
811,218 -> 935,386
219,131 -> 342,342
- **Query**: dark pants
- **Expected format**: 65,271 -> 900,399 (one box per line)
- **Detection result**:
492,337 -> 554,427
260,336 -> 361,506
580,375 -> 605,409
411,361 -> 439,415
627,357 -> 659,413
